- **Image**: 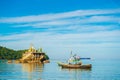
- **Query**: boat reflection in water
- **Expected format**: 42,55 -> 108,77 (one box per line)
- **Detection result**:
22,63 -> 44,72
60,67 -> 92,71
59,67 -> 92,80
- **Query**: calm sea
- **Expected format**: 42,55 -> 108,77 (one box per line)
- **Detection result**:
0,59 -> 120,80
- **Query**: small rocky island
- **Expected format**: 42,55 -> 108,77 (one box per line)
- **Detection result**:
18,45 -> 50,63
0,45 -> 50,63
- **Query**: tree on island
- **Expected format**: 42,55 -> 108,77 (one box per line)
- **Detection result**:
0,46 -> 26,60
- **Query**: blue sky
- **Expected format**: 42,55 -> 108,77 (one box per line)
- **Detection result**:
0,0 -> 120,59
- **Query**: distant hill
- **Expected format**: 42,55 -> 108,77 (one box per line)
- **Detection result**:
0,46 -> 26,60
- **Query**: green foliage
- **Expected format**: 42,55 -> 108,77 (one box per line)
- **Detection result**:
44,54 -> 49,60
0,46 -> 26,60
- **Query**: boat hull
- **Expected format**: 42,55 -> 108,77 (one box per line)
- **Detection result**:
58,62 -> 92,69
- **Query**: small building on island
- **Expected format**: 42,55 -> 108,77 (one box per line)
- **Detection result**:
19,44 -> 50,63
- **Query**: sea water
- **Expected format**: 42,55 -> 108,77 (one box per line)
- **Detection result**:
0,59 -> 120,80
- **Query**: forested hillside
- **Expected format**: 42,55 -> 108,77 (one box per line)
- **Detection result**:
0,46 -> 26,60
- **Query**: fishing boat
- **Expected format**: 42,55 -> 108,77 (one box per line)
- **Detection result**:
58,62 -> 92,69
57,52 -> 92,69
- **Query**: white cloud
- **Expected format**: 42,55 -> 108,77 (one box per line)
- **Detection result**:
11,15 -> 120,34
87,16 -> 120,22
0,9 -> 120,35
0,9 -> 120,23
0,30 -> 120,47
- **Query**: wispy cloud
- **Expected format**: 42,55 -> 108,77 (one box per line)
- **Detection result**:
0,29 -> 120,45
0,9 -> 119,35
13,15 -> 120,27
0,9 -> 120,23
0,9 -> 119,39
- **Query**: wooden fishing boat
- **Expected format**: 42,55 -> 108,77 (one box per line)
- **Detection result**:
57,62 -> 92,69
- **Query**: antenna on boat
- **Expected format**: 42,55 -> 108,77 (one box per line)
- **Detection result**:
70,50 -> 73,57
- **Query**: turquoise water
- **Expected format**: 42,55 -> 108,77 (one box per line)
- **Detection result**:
0,59 -> 120,80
